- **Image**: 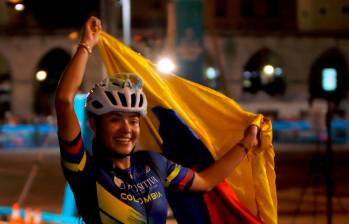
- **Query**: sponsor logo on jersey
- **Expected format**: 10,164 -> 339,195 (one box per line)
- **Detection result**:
145,165 -> 151,173
121,191 -> 163,204
113,176 -> 124,188
114,175 -> 159,193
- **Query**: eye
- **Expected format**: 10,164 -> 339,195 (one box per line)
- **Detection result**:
129,118 -> 140,126
108,115 -> 122,122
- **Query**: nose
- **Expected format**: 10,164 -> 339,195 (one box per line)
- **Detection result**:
120,119 -> 131,133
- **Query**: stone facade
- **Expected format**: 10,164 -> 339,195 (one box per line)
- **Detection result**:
204,33 -> 349,118
0,32 -> 349,119
0,35 -> 104,117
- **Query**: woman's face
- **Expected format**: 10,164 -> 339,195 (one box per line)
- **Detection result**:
95,111 -> 140,156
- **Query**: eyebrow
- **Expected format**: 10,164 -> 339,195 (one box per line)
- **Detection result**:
108,112 -> 140,118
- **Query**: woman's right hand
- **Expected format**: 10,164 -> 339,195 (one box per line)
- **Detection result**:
81,16 -> 102,49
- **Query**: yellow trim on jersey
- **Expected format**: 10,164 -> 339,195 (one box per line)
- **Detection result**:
100,211 -> 121,224
165,164 -> 181,187
62,151 -> 87,172
96,182 -> 146,224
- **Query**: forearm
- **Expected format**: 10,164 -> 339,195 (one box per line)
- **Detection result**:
54,16 -> 102,141
191,141 -> 247,191
55,47 -> 89,105
191,125 -> 259,192
55,16 -> 100,105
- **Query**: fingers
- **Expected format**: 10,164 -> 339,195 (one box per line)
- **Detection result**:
84,16 -> 102,34
90,17 -> 102,33
81,16 -> 102,47
244,124 -> 259,137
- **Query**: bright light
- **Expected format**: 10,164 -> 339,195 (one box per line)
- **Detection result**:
322,68 -> 337,91
14,3 -> 25,11
36,70 -> 47,81
206,67 -> 218,79
263,65 -> 274,76
157,58 -> 176,74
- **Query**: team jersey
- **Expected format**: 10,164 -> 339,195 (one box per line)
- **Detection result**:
59,133 -> 195,224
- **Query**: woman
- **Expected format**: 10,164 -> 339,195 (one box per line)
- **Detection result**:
55,16 -> 259,224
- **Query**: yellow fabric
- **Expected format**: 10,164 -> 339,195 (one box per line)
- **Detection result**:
97,31 -> 277,224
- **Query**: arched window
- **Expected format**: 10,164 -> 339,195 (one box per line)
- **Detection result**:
242,48 -> 285,95
309,48 -> 349,104
0,54 -> 11,119
34,48 -> 71,115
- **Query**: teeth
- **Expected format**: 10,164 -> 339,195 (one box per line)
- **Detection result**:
115,137 -> 130,142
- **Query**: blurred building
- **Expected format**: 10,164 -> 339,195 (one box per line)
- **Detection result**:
0,0 -> 349,120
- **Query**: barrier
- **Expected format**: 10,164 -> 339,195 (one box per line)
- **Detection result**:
9,203 -> 21,224
272,119 -> 349,144
0,206 -> 80,224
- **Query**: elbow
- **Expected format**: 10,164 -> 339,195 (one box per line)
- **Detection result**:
192,173 -> 216,192
194,183 -> 214,192
202,183 -> 215,192
54,92 -> 74,108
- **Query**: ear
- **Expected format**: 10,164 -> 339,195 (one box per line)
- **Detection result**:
88,116 -> 97,133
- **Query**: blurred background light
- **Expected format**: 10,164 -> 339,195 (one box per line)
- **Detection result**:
157,57 -> 176,74
263,64 -> 274,76
68,31 -> 79,41
322,68 -> 337,91
274,67 -> 283,76
243,79 -> 252,87
206,67 -> 218,79
14,3 -> 24,11
36,70 -> 47,81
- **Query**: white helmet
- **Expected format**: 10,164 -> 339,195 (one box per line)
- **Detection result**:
85,73 -> 147,116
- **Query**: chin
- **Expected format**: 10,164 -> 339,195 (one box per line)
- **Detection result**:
112,145 -> 134,154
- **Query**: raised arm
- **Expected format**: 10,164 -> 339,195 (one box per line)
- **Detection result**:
190,125 -> 260,191
55,16 -> 102,141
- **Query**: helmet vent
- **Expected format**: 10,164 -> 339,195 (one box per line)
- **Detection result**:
118,92 -> 128,107
105,91 -> 117,105
112,82 -> 121,87
92,100 -> 103,109
139,95 -> 144,107
131,93 -> 136,107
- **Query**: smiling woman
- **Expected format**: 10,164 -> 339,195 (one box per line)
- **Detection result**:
54,16 -> 261,224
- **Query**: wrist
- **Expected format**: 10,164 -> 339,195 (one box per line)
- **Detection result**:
237,142 -> 249,154
78,41 -> 92,55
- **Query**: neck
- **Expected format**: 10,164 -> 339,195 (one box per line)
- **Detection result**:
112,156 -> 131,170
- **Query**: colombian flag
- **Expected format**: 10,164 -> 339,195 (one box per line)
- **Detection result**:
97,32 -> 277,224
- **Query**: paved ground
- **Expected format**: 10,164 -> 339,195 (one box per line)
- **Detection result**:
1,144 -> 349,223
276,145 -> 349,224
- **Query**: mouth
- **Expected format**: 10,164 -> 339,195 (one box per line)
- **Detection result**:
114,137 -> 132,144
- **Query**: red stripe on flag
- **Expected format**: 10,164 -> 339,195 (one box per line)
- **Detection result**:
204,181 -> 263,224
